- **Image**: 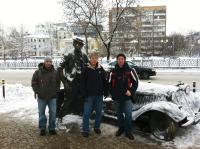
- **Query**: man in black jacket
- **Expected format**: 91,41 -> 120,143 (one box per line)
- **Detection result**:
80,51 -> 108,137
31,57 -> 60,136
108,53 -> 139,140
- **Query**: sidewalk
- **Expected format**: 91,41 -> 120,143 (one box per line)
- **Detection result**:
0,112 -> 163,149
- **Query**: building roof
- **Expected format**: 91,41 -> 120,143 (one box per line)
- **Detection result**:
25,34 -> 50,39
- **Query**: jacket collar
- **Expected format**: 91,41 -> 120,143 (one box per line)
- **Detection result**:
39,63 -> 54,72
87,62 -> 101,70
115,62 -> 129,71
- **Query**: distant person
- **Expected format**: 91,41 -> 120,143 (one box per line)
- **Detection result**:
108,53 -> 139,140
80,51 -> 108,137
31,57 -> 60,136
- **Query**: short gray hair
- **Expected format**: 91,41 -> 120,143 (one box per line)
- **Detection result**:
89,50 -> 99,58
44,56 -> 52,62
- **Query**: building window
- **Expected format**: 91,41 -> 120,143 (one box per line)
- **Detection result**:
159,15 -> 166,19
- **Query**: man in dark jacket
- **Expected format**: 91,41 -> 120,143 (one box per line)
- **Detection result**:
31,57 -> 60,136
108,53 -> 139,140
80,51 -> 108,138
57,37 -> 89,116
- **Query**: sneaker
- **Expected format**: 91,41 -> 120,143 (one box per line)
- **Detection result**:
125,133 -> 134,140
40,129 -> 46,136
94,128 -> 101,134
49,130 -> 57,135
115,128 -> 124,137
82,132 -> 89,138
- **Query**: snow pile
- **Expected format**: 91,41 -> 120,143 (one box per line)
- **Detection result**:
62,115 -> 82,125
137,82 -> 178,95
163,124 -> 200,149
0,84 -> 36,113
60,114 -> 118,136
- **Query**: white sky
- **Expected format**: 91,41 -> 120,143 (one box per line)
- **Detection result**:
0,0 -> 63,32
0,0 -> 200,35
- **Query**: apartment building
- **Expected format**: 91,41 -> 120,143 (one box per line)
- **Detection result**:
109,5 -> 167,56
25,34 -> 51,56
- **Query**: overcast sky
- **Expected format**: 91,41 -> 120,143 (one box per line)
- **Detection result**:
0,0 -> 200,35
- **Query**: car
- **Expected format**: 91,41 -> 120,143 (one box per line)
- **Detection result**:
105,60 -> 156,80
103,82 -> 200,141
57,81 -> 200,141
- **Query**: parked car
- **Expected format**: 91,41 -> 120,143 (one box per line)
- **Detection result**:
103,82 -> 200,141
105,60 -> 156,79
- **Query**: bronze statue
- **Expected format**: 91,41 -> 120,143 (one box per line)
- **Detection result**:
57,37 -> 89,117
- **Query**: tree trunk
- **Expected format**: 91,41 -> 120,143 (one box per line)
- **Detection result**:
106,43 -> 110,61
84,29 -> 89,54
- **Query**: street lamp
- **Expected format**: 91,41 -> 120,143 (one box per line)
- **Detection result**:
131,39 -> 138,57
172,36 -> 175,56
190,44 -> 194,57
161,39 -> 168,56
3,47 -> 5,62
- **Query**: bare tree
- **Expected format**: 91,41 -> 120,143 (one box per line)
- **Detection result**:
61,0 -> 138,60
168,33 -> 186,56
0,25 -> 8,61
61,0 -> 96,54
9,25 -> 29,60
44,22 -> 57,57
111,7 -> 142,57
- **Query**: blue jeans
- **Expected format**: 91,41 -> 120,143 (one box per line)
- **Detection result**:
115,99 -> 133,133
82,96 -> 103,132
37,98 -> 57,131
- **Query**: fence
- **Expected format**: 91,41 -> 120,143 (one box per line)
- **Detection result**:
132,58 -> 200,68
0,60 -> 61,69
1,58 -> 200,69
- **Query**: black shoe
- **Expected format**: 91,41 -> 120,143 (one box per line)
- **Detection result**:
40,129 -> 46,136
94,128 -> 101,134
49,130 -> 57,135
82,132 -> 89,138
125,133 -> 134,140
115,128 -> 124,137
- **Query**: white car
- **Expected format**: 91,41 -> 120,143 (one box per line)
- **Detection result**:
103,82 -> 200,141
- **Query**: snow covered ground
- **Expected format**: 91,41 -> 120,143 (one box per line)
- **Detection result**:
0,83 -> 200,149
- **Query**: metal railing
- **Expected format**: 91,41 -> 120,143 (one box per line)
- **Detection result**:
0,60 -> 61,69
132,58 -> 200,68
1,58 -> 200,69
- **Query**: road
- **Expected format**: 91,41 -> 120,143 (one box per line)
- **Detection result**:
0,69 -> 200,91
145,70 -> 200,91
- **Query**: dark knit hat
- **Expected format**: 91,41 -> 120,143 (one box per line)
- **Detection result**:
116,53 -> 126,60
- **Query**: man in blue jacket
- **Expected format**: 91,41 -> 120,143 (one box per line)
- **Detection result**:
108,53 -> 139,140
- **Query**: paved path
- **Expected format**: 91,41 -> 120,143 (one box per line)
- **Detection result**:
0,112 -> 163,149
